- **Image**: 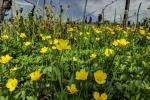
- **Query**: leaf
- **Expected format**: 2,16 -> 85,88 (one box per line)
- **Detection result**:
0,96 -> 8,100
21,91 -> 26,100
15,92 -> 21,99
115,82 -> 123,91
136,94 -> 141,100
43,66 -> 52,74
27,96 -> 37,100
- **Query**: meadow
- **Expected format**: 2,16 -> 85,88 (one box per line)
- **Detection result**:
0,15 -> 150,100
0,0 -> 150,99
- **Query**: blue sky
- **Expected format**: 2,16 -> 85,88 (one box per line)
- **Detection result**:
10,0 -> 150,22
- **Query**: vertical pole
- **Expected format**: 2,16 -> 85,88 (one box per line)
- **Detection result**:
102,9 -> 104,22
114,8 -> 116,23
123,0 -> 130,27
136,2 -> 142,27
83,0 -> 88,22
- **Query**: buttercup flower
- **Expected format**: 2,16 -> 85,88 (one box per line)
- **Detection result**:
10,67 -> 18,71
19,33 -> 26,38
110,31 -> 115,35
67,27 -> 74,32
24,41 -> 31,46
40,34 -> 51,40
94,70 -> 107,84
76,69 -> 88,80
112,40 -> 118,46
104,48 -> 114,57
53,39 -> 59,44
94,28 -> 102,34
66,84 -> 78,94
113,39 -> 129,46
118,39 -> 130,46
90,53 -> 97,59
0,54 -> 13,64
93,92 -> 107,100
55,39 -> 71,51
139,30 -> 145,35
40,47 -> 48,54
1,35 -> 9,40
30,70 -> 42,81
6,78 -> 18,92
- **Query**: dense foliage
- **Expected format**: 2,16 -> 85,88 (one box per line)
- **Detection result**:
0,19 -> 150,100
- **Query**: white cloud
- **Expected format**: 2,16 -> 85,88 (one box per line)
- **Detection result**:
14,0 -> 33,6
78,0 -> 150,22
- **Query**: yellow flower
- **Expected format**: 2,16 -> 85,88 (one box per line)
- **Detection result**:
41,35 -> 51,40
93,92 -> 107,100
53,39 -> 59,44
1,35 -> 9,40
23,41 -> 31,46
94,70 -> 107,84
75,69 -> 88,80
66,84 -> 78,94
94,28 -> 102,34
67,28 -> 74,32
19,33 -> 26,38
55,39 -> 71,51
6,78 -> 18,92
104,48 -> 114,57
30,70 -> 42,81
118,39 -> 130,46
10,67 -> 18,71
40,47 -> 48,54
45,35 -> 51,39
110,31 -> 115,35
139,30 -> 145,35
93,92 -> 101,100
0,54 -> 13,64
113,39 -> 129,46
100,93 -> 108,100
90,53 -> 97,59
112,40 -> 119,46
